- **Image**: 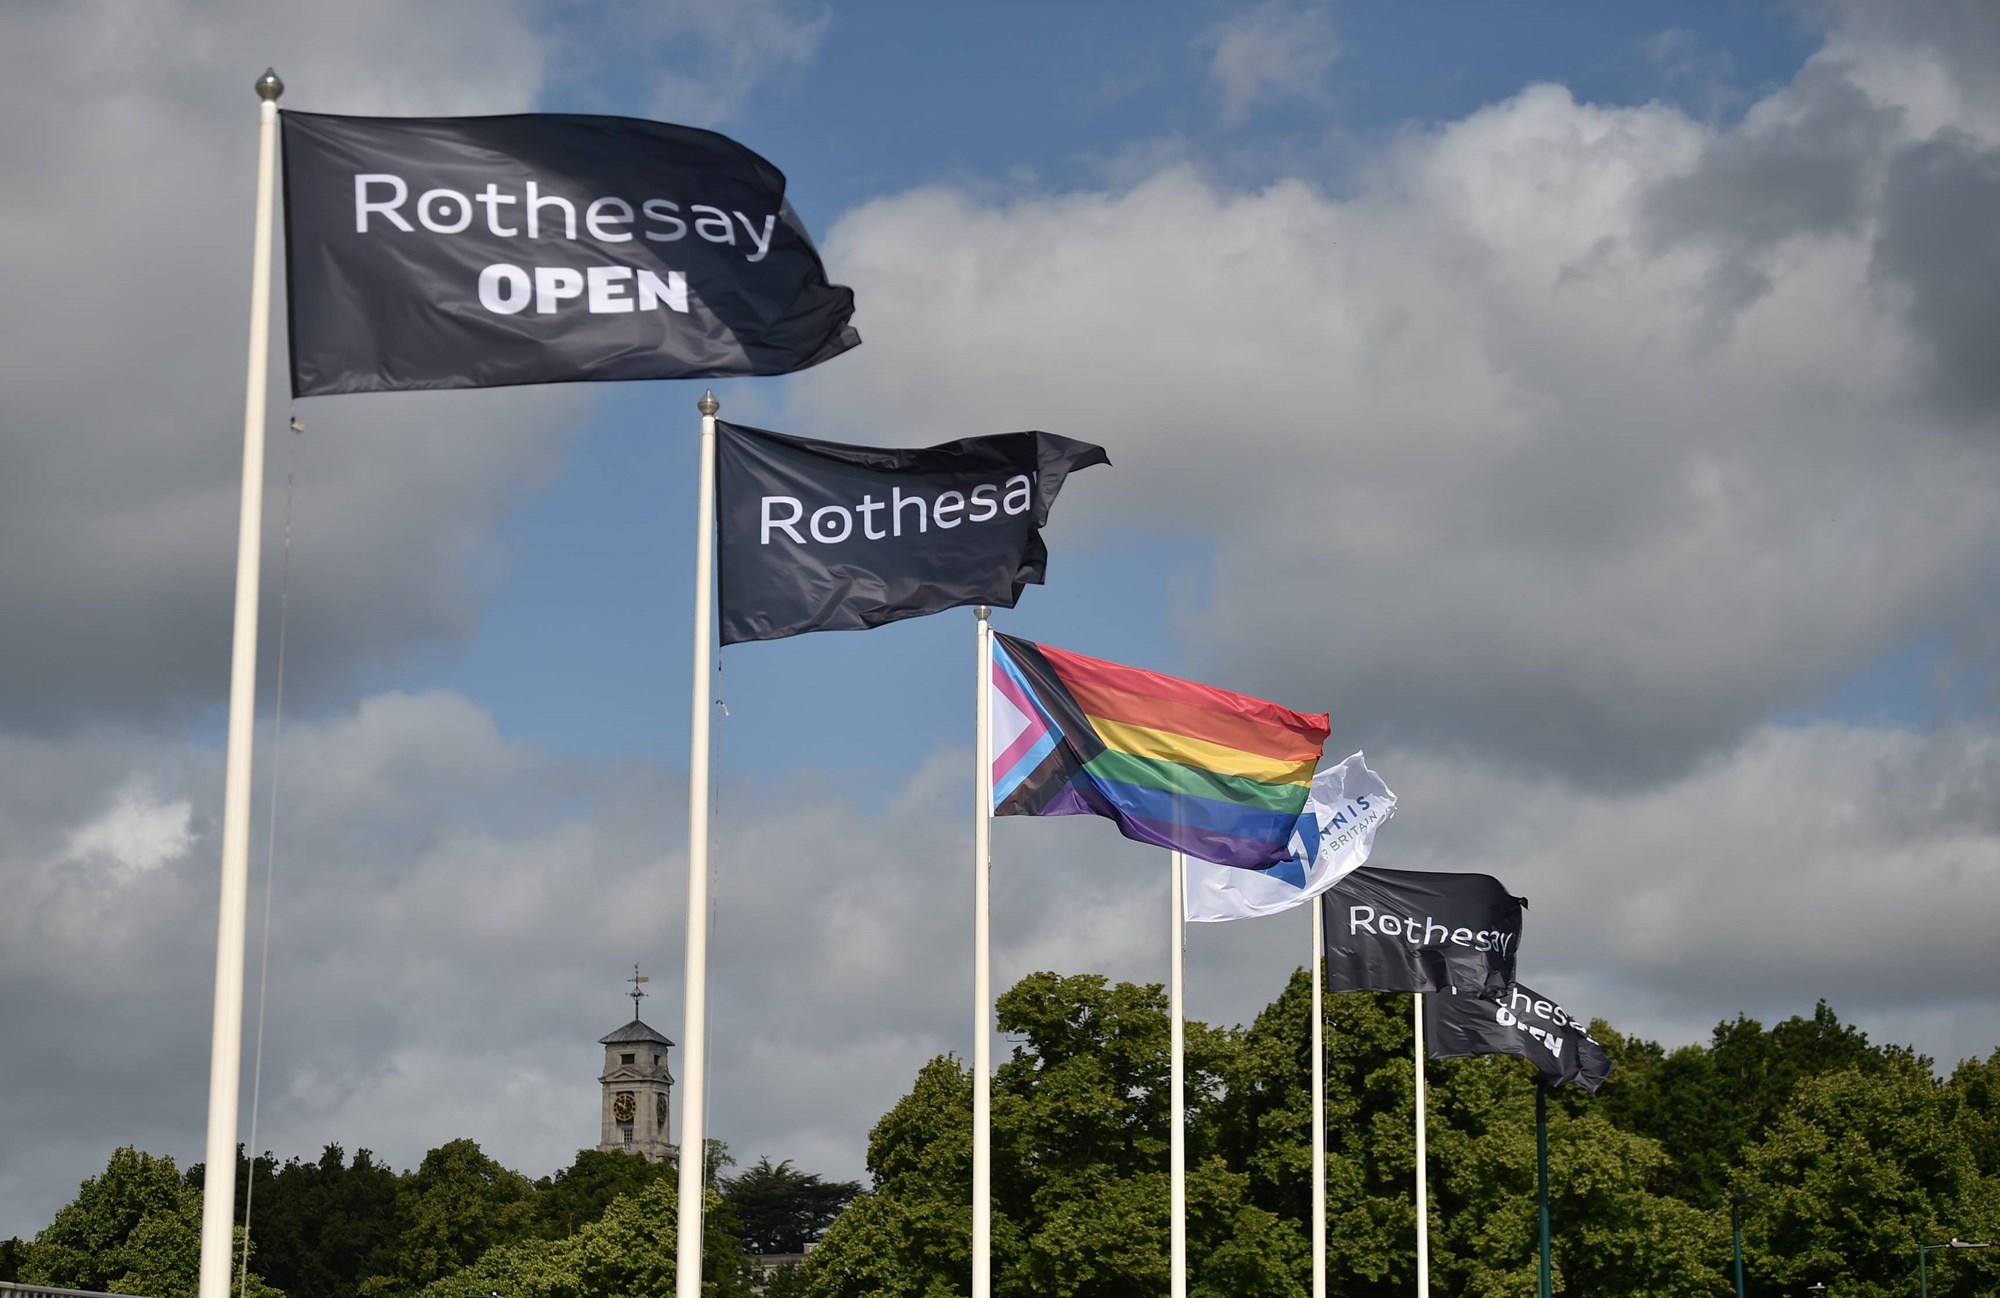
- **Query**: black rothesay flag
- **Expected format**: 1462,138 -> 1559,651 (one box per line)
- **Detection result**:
1321,866 -> 1525,996
715,422 -> 1108,644
1425,983 -> 1611,1093
282,112 -> 860,396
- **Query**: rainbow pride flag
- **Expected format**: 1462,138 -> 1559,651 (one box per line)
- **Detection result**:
990,632 -> 1330,869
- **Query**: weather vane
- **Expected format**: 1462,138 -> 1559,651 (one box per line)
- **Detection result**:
628,964 -> 649,1019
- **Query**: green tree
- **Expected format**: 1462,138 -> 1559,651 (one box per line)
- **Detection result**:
1596,1003 -> 1918,1207
416,1176 -> 756,1298
1741,1059 -> 2000,1298
0,1236 -> 23,1282
534,1148 -> 676,1240
19,1146 -> 280,1298
221,1144 -> 400,1298
722,1157 -> 861,1255
806,972 -> 1302,1298
379,1138 -> 536,1295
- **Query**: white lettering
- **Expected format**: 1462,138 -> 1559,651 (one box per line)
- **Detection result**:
478,264 -> 532,314
736,210 -> 777,262
417,188 -> 473,233
1003,474 -> 1033,515
355,174 -> 413,233
761,497 -> 805,545
858,495 -> 887,539
933,490 -> 965,528
810,505 -> 853,543
1380,915 -> 1402,937
642,199 -> 688,241
534,266 -> 584,313
527,182 -> 577,239
1349,906 -> 1378,935
746,478 -> 1051,545
692,204 -> 735,244
475,183 -> 519,236
637,268 -> 688,312
586,197 -> 635,242
587,265 -> 636,313
893,486 -> 927,536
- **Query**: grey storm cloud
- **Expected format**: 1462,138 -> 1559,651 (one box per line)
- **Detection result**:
0,0 -> 584,733
1870,131 -> 2000,422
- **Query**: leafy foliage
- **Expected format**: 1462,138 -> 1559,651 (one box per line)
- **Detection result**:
226,1144 -> 401,1298
18,1146 -> 281,1298
804,973 -> 2000,1298
16,980 -> 1999,1298
721,1156 -> 861,1255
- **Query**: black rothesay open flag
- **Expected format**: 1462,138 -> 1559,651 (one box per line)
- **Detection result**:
1321,866 -> 1526,996
1425,983 -> 1611,1092
715,422 -> 1108,644
282,112 -> 860,396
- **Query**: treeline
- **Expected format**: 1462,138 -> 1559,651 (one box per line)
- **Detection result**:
803,971 -> 2000,1298
3,1138 -> 854,1298
8,973 -> 1999,1298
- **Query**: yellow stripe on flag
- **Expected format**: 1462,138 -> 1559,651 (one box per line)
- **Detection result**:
1089,716 -> 1318,787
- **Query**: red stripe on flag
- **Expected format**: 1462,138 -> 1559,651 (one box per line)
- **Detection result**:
1036,642 -> 1328,754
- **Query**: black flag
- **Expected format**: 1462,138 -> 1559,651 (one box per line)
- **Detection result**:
715,422 -> 1108,644
282,111 -> 860,396
1321,866 -> 1525,996
1425,983 -> 1611,1093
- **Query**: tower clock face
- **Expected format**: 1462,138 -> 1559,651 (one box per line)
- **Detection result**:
613,1091 -> 636,1123
656,1093 -> 667,1130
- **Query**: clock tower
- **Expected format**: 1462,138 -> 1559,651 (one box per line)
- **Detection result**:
599,966 -> 675,1161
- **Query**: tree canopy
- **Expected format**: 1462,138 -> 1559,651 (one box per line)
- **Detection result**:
14,976 -> 2000,1298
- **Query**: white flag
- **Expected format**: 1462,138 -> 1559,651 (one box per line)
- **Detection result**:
1183,752 -> 1396,922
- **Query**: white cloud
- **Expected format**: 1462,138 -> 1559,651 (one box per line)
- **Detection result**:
60,789 -> 193,875
1197,2 -> 1342,127
796,62 -> 2000,782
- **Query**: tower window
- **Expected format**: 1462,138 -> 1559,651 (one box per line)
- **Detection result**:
624,1129 -> 633,1147
621,1053 -> 635,1064
653,1053 -> 661,1065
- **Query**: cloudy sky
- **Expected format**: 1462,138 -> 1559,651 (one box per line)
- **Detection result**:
6,0 -> 2000,1241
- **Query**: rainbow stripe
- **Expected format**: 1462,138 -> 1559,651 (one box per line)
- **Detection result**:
990,633 -> 1330,869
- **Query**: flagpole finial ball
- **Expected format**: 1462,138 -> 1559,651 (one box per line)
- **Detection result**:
256,68 -> 284,101
974,606 -> 991,621
698,390 -> 719,417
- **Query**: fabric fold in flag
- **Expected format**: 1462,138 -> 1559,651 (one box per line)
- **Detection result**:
1425,982 -> 1611,1093
1321,866 -> 1526,996
991,633 -> 1329,869
1184,753 -> 1396,922
282,111 -> 861,395
716,424 -> 1107,643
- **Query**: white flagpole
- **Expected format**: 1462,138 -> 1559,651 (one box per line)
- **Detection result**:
973,607 -> 993,1298
1170,850 -> 1187,1298
1414,992 -> 1429,1298
674,389 -> 720,1298
197,68 -> 283,1298
1311,904 -> 1326,1298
